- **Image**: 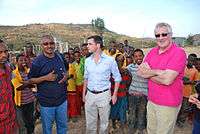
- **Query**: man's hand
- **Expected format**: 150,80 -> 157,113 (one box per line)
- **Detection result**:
140,62 -> 151,71
58,72 -> 68,84
82,80 -> 88,103
111,94 -> 117,105
82,93 -> 86,103
25,70 -> 57,85
45,70 -> 57,81
137,62 -> 153,78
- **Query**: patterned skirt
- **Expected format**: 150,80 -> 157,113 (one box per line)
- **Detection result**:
110,96 -> 128,123
67,91 -> 80,117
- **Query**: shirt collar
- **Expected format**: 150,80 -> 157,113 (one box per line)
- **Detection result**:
156,43 -> 175,55
91,51 -> 106,59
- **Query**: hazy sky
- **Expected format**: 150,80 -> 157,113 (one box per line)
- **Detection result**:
0,0 -> 199,37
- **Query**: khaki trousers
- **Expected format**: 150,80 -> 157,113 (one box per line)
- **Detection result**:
85,90 -> 111,134
147,101 -> 181,134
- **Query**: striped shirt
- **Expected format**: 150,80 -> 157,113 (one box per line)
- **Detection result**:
110,68 -> 132,97
127,63 -> 148,95
20,71 -> 35,105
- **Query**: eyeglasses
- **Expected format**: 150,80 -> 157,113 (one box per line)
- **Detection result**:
42,42 -> 55,46
155,33 -> 169,38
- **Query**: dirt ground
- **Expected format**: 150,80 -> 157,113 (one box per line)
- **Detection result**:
35,46 -> 198,134
35,111 -> 193,134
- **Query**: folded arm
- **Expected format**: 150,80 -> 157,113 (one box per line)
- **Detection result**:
150,69 -> 178,85
137,62 -> 178,85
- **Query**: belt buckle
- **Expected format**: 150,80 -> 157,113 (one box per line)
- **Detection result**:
88,88 -> 108,94
93,90 -> 101,94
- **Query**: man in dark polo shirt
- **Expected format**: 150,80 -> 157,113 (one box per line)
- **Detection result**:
27,35 -> 68,134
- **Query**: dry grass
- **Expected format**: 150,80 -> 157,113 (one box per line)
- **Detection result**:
183,46 -> 200,56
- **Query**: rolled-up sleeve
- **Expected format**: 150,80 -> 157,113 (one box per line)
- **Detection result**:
84,59 -> 89,80
111,59 -> 121,82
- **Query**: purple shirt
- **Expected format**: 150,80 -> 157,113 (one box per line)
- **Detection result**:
144,43 -> 186,106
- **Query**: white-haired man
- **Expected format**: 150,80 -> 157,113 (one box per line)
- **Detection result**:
138,23 -> 187,134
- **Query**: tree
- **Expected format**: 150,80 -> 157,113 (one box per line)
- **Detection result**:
91,17 -> 105,37
186,34 -> 193,45
7,43 -> 14,50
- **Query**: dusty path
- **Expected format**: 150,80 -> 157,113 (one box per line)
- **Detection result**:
35,113 -> 193,134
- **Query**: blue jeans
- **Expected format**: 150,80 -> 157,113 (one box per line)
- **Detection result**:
193,119 -> 200,134
40,101 -> 68,134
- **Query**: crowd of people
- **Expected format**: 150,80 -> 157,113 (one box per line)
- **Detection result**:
0,22 -> 200,134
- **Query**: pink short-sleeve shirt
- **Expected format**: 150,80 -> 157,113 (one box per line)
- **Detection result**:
144,43 -> 187,106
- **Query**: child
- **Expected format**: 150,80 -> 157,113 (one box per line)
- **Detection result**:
176,54 -> 199,127
127,49 -> 148,134
64,52 -> 79,122
12,53 -> 35,134
73,51 -> 85,115
110,53 -> 132,133
194,58 -> 200,78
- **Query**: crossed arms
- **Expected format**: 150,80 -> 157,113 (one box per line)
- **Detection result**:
137,62 -> 179,86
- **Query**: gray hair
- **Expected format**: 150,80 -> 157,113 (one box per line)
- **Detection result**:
41,34 -> 54,43
154,22 -> 173,36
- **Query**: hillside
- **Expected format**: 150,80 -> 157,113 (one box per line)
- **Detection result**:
0,23 -> 155,51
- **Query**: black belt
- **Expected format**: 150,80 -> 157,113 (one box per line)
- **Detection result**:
87,88 -> 109,94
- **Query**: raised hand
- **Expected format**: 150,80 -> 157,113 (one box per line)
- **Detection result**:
45,70 -> 57,81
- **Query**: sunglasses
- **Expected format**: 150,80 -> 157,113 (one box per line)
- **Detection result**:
42,42 -> 55,46
155,33 -> 169,38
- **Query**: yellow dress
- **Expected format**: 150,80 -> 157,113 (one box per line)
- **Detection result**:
67,64 -> 76,92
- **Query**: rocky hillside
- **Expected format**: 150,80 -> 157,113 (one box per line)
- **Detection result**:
0,23 -> 155,51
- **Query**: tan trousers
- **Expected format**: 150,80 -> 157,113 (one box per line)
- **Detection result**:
147,101 -> 181,134
85,90 -> 111,134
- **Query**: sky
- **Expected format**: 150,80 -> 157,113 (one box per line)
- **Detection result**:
0,0 -> 200,38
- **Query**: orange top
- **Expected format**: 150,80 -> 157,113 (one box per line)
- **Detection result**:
183,67 -> 199,98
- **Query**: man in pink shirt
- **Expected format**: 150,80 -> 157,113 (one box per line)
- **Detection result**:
138,22 -> 187,134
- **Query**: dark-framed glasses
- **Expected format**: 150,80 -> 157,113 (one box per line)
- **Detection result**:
42,42 -> 55,46
155,33 -> 169,38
